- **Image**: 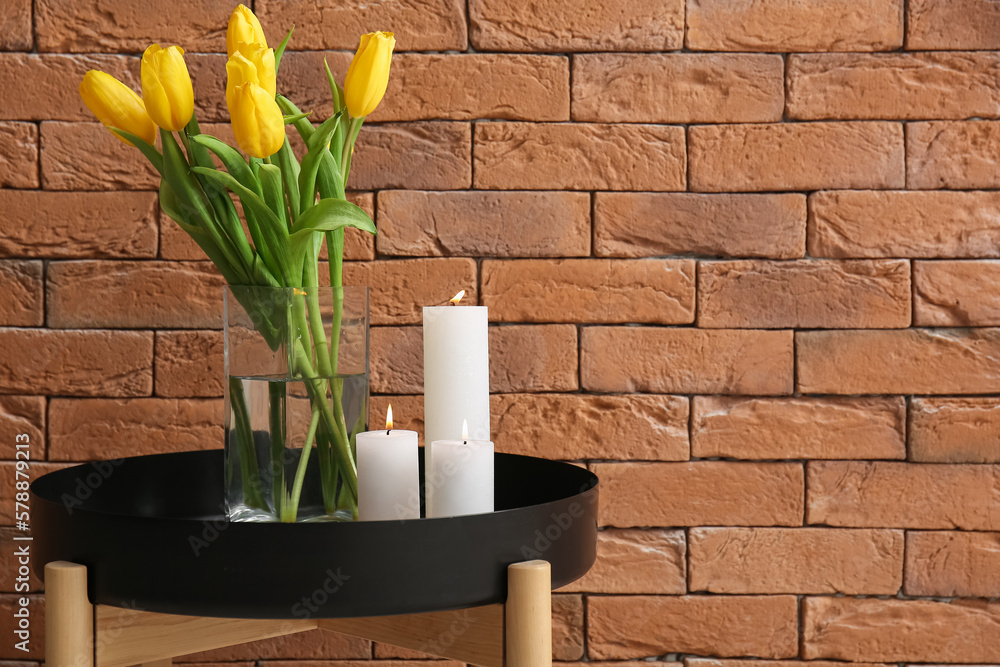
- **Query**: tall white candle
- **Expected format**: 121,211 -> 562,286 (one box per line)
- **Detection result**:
356,405 -> 420,521
423,291 -> 490,516
427,421 -> 494,518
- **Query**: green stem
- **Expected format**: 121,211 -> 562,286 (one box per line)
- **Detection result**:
268,380 -> 287,518
339,117 -> 364,188
283,407 -> 320,522
228,377 -> 266,510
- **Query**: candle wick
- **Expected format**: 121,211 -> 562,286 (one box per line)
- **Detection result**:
463,439 -> 467,445
387,429 -> 391,436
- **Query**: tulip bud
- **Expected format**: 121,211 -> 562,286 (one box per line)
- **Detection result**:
141,44 -> 195,132
230,82 -> 285,159
79,70 -> 157,147
227,4 -> 267,58
343,31 -> 395,119
226,42 -> 276,112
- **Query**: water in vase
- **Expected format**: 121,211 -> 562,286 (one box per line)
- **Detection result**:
225,373 -> 368,523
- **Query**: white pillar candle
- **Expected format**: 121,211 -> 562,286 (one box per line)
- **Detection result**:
427,422 -> 494,518
423,291 -> 490,516
356,405 -> 420,521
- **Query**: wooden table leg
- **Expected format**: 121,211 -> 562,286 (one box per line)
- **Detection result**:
45,561 -> 93,667
505,560 -> 551,667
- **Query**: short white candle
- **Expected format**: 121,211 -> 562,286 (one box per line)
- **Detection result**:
427,420 -> 494,518
423,290 -> 490,517
356,405 -> 420,521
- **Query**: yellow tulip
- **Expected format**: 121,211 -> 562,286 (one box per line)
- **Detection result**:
79,70 -> 157,146
226,42 -> 275,112
227,4 -> 267,57
343,31 -> 395,118
141,44 -> 194,131
230,82 -> 285,158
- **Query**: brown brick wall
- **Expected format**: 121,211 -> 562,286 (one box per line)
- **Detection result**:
1,0 -> 999,661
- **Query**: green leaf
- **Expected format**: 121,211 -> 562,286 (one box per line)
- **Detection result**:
274,136 -> 302,221
274,27 -> 294,75
110,127 -> 163,175
283,112 -> 312,125
159,179 -> 244,285
276,95 -> 315,143
297,111 -> 344,212
257,162 -> 289,231
189,134 -> 262,196
192,165 -> 291,285
161,130 -> 249,283
288,198 -> 375,279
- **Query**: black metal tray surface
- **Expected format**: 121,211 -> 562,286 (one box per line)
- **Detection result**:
31,449 -> 598,619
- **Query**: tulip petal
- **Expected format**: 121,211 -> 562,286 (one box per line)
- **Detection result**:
343,31 -> 395,118
79,70 -> 157,146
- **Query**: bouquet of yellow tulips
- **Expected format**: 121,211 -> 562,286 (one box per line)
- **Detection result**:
78,4 -> 395,522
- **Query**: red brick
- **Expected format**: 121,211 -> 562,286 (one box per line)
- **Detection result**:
278,52 -> 569,123
589,595 -> 798,659
0,595 -> 43,658
552,594 -> 584,660
0,54 -> 139,121
374,54 -> 568,122
0,462 -> 73,523
49,398 -> 221,461
47,261 -> 223,329
688,0 -> 903,51
372,325 -> 578,395
690,527 -> 902,594
594,193 -> 806,259
0,191 -> 158,259
797,329 -> 1000,395
377,191 -> 590,258
699,260 -> 910,329
0,0 -> 31,50
582,327 -> 794,394
0,329 -> 152,397
907,0 -> 1000,49
0,261 -> 42,327
807,461 -> 1000,529
41,122 -> 158,190
256,0 -> 467,51
788,53 -> 1000,120
470,0 -> 683,51
160,194 -> 375,262
686,660 -> 892,667
910,397 -> 1000,463
907,121 -> 1000,189
482,259 -> 695,324
475,122 -> 686,191
593,461 -> 804,527
560,529 -> 685,594
809,190 -> 1000,258
494,394 -> 689,461
36,0 -> 229,52
349,123 -> 470,191
914,260 -> 1000,326
905,531 -> 1000,597
342,258 -> 477,326
690,122 -> 904,192
180,631 -> 370,660
155,331 -> 223,398
803,597 -> 1000,662
0,396 -> 45,457
0,122 -> 37,188
574,54 -> 782,123
0,527 -> 42,593
692,396 -> 906,460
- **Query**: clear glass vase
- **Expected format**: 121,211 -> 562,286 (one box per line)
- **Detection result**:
224,285 -> 369,523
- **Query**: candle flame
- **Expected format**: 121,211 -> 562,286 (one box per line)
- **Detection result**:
462,418 -> 469,442
385,404 -> 393,431
450,290 -> 465,305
